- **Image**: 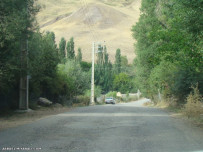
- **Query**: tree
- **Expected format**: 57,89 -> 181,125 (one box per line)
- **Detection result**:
80,61 -> 91,72
76,48 -> 82,63
58,60 -> 90,97
59,37 -> 66,62
131,0 -> 203,101
0,0 -> 40,109
113,73 -> 131,93
95,45 -> 113,92
29,31 -> 59,100
115,48 -> 121,74
66,37 -> 75,59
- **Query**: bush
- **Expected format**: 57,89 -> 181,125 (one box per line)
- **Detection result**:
73,96 -> 90,106
84,86 -> 102,98
58,60 -> 90,97
148,61 -> 177,99
113,73 -> 131,93
184,85 -> 203,118
105,91 -> 117,98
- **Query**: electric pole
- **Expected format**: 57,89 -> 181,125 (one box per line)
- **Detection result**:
90,41 -> 105,105
90,42 -> 95,105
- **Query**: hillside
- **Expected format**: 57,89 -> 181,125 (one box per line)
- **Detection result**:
36,0 -> 141,62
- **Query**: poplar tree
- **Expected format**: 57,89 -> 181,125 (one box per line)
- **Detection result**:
115,48 -> 121,74
95,46 -> 113,92
76,48 -> 82,63
59,37 -> 66,62
66,37 -> 75,59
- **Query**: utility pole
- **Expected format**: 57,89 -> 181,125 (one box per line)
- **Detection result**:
90,41 -> 105,105
90,42 -> 95,105
26,39 -> 29,108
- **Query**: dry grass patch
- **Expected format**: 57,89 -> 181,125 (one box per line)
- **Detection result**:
36,0 -> 141,63
183,85 -> 203,119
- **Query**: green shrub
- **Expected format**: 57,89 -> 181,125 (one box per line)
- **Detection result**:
113,73 -> 131,93
84,86 -> 102,98
105,91 -> 117,98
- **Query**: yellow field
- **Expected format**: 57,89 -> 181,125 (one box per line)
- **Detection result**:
36,0 -> 141,62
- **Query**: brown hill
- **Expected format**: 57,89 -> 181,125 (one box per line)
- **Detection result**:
37,0 -> 141,63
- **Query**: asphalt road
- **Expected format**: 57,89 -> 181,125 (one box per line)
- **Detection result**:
0,99 -> 203,152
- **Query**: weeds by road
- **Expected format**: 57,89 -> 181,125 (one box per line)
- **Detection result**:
144,100 -> 203,129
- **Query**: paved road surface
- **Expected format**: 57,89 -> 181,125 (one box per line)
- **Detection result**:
0,99 -> 203,152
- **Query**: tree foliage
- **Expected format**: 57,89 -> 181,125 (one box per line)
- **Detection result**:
66,37 -> 75,60
115,48 -> 121,74
58,60 -> 90,97
76,47 -> 82,63
59,37 -> 66,62
95,46 -> 113,93
28,31 -> 59,100
113,73 -> 131,93
0,0 -> 40,108
132,0 -> 203,102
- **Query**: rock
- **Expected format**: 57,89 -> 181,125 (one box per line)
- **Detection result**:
38,97 -> 53,107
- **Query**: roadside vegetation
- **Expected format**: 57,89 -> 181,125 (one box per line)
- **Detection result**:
132,0 -> 202,122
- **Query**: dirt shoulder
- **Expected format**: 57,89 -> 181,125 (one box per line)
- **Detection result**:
165,107 -> 203,129
145,101 -> 203,129
0,106 -> 72,131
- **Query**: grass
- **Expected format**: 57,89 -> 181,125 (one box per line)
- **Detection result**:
183,86 -> 203,118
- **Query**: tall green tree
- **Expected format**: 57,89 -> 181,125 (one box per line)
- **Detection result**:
115,48 -> 121,74
66,37 -> 75,59
113,73 -> 131,93
59,37 -> 66,62
76,47 -> 82,63
29,31 -> 59,100
95,45 -> 113,92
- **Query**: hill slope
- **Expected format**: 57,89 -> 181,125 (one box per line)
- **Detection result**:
36,0 -> 141,62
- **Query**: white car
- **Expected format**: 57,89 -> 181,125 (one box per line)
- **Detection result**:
105,97 -> 116,104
